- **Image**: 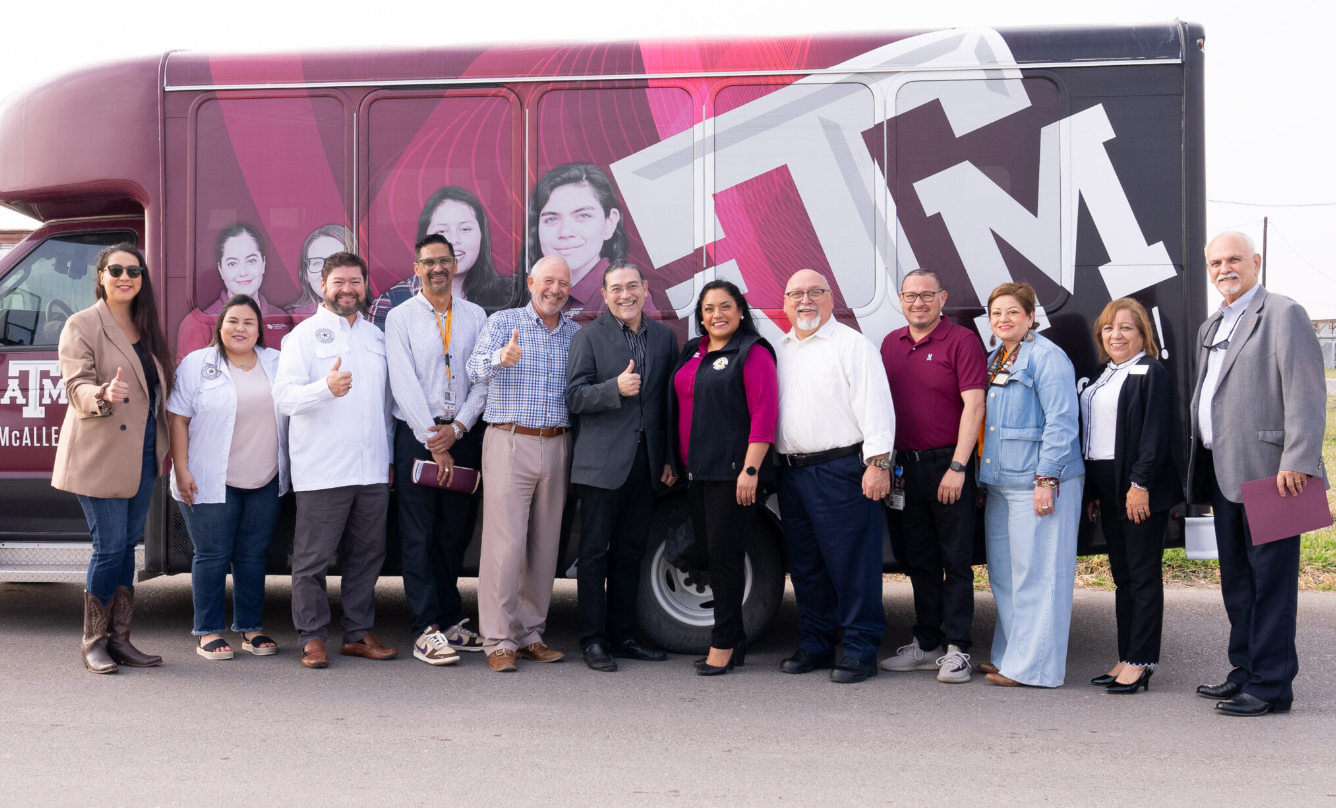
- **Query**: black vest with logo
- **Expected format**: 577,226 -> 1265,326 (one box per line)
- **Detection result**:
668,331 -> 776,483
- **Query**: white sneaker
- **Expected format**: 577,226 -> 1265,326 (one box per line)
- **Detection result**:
936,645 -> 972,683
413,627 -> 460,666
880,642 -> 946,672
443,619 -> 485,652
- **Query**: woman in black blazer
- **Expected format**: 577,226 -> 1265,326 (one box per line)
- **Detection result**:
1080,297 -> 1177,694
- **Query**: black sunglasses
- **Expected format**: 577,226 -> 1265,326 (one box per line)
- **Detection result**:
103,264 -> 145,279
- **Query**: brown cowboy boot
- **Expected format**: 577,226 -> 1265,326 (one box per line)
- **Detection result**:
106,585 -> 162,667
82,591 -> 118,674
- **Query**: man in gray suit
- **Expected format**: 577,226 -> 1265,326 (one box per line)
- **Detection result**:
1188,230 -> 1328,716
566,260 -> 680,671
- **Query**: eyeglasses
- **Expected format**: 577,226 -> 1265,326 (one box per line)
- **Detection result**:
305,258 -> 325,273
103,265 -> 144,279
783,288 -> 829,302
900,291 -> 940,303
416,257 -> 456,270
605,281 -> 644,295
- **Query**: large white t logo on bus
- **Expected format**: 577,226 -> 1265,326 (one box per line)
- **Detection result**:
0,360 -> 64,418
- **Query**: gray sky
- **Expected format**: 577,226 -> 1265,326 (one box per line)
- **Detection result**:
2,0 -> 1332,317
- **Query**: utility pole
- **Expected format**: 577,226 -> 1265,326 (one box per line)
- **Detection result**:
1261,216 -> 1269,286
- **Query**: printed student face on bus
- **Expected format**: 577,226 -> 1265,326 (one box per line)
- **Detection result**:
321,264 -> 367,316
425,199 -> 482,276
538,182 -> 620,282
303,235 -> 347,296
218,232 -> 266,298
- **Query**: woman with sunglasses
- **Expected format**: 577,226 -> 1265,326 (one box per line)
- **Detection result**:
53,243 -> 176,674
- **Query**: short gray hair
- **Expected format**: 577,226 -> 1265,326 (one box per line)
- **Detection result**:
1206,230 -> 1258,257
901,268 -> 943,291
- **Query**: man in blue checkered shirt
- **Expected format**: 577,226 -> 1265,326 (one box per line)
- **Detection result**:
369,274 -> 422,332
465,256 -> 581,672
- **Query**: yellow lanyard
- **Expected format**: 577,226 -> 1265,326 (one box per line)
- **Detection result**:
434,304 -> 454,381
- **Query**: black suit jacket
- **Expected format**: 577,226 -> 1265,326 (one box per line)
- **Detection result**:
565,311 -> 678,490
1082,355 -> 1178,517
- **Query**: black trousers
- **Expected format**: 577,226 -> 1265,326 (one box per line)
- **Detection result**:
1203,449 -> 1300,704
394,419 -> 483,635
577,439 -> 654,649
1086,459 -> 1166,666
688,479 -> 754,649
889,451 -> 977,651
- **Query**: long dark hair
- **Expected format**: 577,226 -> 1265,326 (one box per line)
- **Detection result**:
286,224 -> 353,314
527,163 -> 628,270
208,295 -> 267,365
693,280 -> 758,340
94,242 -> 175,397
417,186 -> 510,308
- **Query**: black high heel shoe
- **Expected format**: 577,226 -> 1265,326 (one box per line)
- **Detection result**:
1090,672 -> 1118,686
1105,667 -> 1153,694
695,638 -> 746,669
696,643 -> 742,676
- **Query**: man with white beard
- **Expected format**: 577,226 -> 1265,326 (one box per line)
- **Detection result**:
774,269 -> 896,684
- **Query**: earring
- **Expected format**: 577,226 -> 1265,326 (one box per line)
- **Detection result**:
989,334 -> 997,348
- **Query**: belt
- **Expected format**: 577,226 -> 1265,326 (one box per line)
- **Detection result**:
491,423 -> 568,438
780,443 -> 862,468
900,445 -> 956,463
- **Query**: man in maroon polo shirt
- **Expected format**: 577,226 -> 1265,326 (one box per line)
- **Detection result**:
878,269 -> 987,684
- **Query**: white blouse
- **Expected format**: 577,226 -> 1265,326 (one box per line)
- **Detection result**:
1080,352 -> 1146,461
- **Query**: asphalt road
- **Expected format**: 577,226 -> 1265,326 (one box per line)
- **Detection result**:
2,577 -> 1334,807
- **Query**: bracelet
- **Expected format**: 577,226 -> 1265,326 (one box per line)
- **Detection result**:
1130,481 -> 1148,491
1033,476 -> 1058,489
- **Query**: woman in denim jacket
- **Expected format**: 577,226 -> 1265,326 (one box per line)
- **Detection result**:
975,282 -> 1085,688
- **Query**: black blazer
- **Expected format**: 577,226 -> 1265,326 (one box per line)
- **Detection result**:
565,310 -> 679,490
1082,355 -> 1178,518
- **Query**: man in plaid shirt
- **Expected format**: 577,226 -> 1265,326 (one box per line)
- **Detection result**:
466,256 -> 580,672
369,274 -> 422,332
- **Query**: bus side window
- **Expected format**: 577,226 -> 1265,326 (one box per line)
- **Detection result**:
0,233 -> 133,347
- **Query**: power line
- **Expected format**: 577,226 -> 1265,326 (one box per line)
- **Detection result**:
1208,199 -> 1336,208
1265,222 -> 1336,286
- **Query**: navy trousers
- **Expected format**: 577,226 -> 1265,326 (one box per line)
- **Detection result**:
1205,450 -> 1300,704
778,453 -> 886,663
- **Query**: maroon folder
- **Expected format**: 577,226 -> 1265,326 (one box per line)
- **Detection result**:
411,459 -> 481,494
1239,476 -> 1333,546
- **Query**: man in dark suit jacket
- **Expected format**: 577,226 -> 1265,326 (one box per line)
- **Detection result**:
566,260 -> 680,671
1188,231 -> 1328,716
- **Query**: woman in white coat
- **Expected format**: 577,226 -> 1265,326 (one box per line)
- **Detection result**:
168,295 -> 289,660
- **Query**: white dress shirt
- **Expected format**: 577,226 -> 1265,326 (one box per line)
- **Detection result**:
274,305 -> 393,492
1080,351 -> 1145,461
775,318 -> 895,458
166,345 -> 289,504
385,292 -> 489,447
1198,283 -> 1261,450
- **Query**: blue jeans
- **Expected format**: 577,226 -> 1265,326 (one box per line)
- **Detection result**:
181,476 -> 281,635
77,416 -> 157,604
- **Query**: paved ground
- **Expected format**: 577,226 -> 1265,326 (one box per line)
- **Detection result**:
2,577 -> 1334,807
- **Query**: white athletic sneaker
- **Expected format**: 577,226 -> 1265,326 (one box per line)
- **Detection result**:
879,642 -> 946,672
936,645 -> 972,683
413,627 -> 460,666
443,619 -> 485,652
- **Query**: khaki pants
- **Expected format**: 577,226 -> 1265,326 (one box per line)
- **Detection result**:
478,428 -> 570,653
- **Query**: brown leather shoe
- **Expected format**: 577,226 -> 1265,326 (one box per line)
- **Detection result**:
977,662 -> 999,675
985,672 -> 1024,687
106,585 -> 162,667
340,633 -> 397,660
81,591 -> 118,674
488,649 -> 518,672
517,641 -> 565,663
300,639 -> 329,669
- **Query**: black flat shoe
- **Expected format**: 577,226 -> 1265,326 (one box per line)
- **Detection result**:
1215,692 -> 1291,716
1105,667 -> 1153,694
612,639 -> 667,662
582,642 -> 618,672
1197,681 -> 1242,700
780,648 -> 835,674
1090,673 -> 1117,686
829,656 -> 878,684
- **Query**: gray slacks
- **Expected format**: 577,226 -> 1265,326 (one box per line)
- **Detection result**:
291,484 -> 389,647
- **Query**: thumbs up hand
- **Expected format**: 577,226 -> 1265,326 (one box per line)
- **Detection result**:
616,359 -> 641,397
327,356 -> 353,397
107,367 -> 130,404
500,328 -> 523,367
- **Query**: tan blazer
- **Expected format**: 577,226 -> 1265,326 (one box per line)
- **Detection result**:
51,300 -> 170,498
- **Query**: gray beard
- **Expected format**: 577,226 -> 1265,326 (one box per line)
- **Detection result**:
797,315 -> 820,331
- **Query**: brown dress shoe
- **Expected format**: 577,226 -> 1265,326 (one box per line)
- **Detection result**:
301,640 -> 329,668
985,672 -> 1024,687
977,662 -> 999,675
488,649 -> 518,672
106,585 -> 162,667
340,633 -> 397,660
81,591 -> 118,675
517,641 -> 565,663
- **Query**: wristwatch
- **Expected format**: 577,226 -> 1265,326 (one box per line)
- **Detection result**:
949,460 -> 967,473
451,422 -> 465,440
745,466 -> 758,477
867,457 -> 892,471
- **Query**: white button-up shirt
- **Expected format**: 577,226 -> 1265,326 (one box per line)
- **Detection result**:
166,345 -> 289,504
1198,283 -> 1260,450
1080,351 -> 1145,461
775,318 -> 895,458
385,292 -> 490,447
274,305 -> 393,491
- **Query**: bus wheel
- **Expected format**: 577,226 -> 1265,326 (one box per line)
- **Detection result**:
635,494 -> 785,655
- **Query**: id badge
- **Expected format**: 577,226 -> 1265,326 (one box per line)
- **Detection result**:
441,391 -> 457,423
887,465 -> 906,510
991,371 -> 1010,386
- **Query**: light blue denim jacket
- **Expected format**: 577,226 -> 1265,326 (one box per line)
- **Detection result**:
978,332 -> 1084,488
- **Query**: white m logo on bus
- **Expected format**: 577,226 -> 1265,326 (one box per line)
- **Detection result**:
0,360 -> 64,418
